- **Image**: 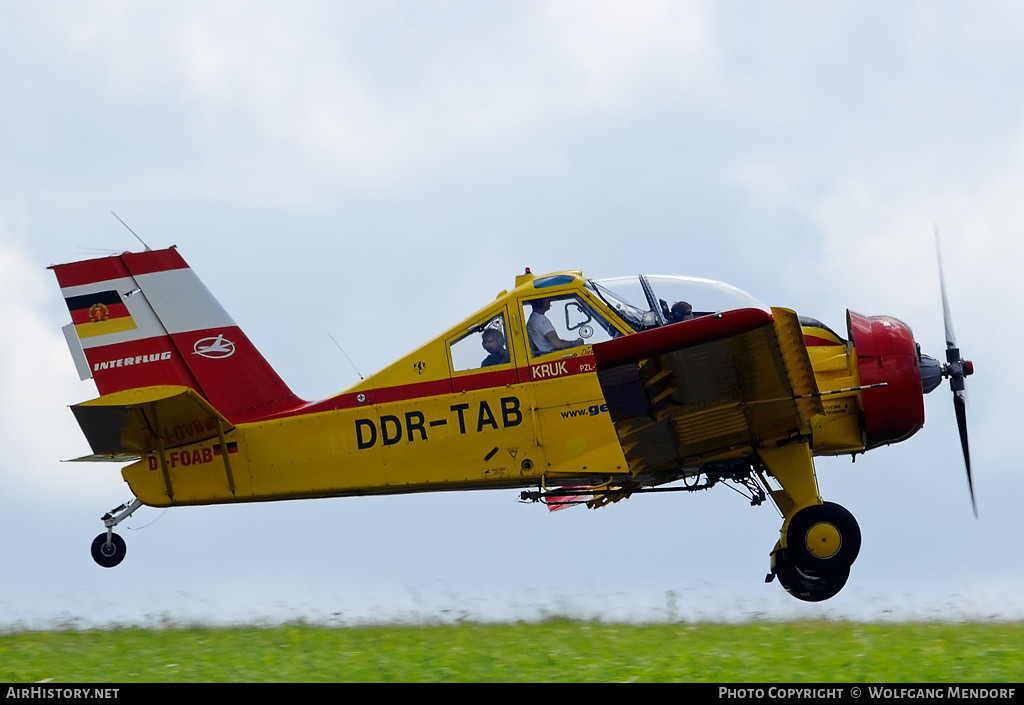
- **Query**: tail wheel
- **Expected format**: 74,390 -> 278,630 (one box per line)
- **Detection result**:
91,532 -> 126,568
772,550 -> 850,602
785,501 -> 861,577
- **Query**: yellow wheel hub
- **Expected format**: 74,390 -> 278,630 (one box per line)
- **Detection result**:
805,521 -> 842,559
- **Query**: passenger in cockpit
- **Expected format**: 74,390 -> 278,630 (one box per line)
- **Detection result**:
480,328 -> 510,367
669,301 -> 694,322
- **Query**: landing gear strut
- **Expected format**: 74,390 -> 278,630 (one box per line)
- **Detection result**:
91,499 -> 142,568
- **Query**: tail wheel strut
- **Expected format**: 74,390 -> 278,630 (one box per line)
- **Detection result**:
90,499 -> 143,568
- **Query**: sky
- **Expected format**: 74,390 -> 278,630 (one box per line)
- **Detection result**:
2,1 -> 1023,628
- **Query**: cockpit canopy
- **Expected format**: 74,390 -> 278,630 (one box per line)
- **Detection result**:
587,275 -> 770,331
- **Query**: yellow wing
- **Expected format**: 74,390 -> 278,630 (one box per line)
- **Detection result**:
593,307 -> 822,477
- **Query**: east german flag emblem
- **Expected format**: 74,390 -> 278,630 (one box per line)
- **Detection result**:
65,290 -> 137,339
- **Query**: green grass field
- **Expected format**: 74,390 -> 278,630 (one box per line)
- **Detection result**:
2,620 -> 1022,683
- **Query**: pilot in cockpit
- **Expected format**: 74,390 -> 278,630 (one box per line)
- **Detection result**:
527,298 -> 583,355
669,300 -> 694,322
480,328 -> 510,367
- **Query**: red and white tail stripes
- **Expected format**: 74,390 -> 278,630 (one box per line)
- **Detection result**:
52,247 -> 302,422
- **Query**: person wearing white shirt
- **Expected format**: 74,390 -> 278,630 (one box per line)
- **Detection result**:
527,298 -> 583,355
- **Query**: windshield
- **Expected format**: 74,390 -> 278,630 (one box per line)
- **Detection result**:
586,278 -> 658,331
589,275 -> 769,328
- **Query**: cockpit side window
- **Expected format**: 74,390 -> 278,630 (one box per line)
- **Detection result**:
449,313 -> 511,372
522,294 -> 619,358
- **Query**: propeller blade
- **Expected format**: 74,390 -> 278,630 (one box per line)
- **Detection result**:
935,227 -> 976,517
952,390 -> 976,518
935,226 -> 957,350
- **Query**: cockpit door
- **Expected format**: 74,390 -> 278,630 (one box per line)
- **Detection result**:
446,308 -> 518,392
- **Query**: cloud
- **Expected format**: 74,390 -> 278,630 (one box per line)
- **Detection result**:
2,1 -> 1023,625
0,3 -> 719,208
0,235 -> 123,503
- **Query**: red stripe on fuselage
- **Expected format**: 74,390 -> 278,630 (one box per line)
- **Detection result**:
268,356 -> 597,420
454,367 -> 519,392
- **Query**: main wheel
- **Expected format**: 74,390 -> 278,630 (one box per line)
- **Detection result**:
772,550 -> 849,602
784,502 -> 861,577
91,532 -> 126,568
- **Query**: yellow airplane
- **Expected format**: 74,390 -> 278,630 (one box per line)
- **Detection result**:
51,244 -> 973,602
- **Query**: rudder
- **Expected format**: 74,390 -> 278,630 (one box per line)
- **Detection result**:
52,247 -> 303,422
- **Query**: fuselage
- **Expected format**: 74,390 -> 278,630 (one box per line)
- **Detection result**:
119,270 -> 926,507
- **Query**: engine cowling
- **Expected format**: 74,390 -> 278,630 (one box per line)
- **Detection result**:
847,311 -> 925,450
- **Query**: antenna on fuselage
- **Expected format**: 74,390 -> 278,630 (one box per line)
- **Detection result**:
329,333 -> 364,380
111,211 -> 151,251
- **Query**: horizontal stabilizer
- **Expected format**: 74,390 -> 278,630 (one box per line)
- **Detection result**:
65,452 -> 143,463
71,385 -> 234,457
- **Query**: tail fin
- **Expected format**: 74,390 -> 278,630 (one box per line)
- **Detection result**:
51,247 -> 303,422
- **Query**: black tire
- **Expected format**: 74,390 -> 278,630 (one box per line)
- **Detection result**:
785,501 -> 861,577
773,550 -> 850,602
91,532 -> 126,568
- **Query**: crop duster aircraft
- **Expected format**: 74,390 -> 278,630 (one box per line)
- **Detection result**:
51,243 -> 974,602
